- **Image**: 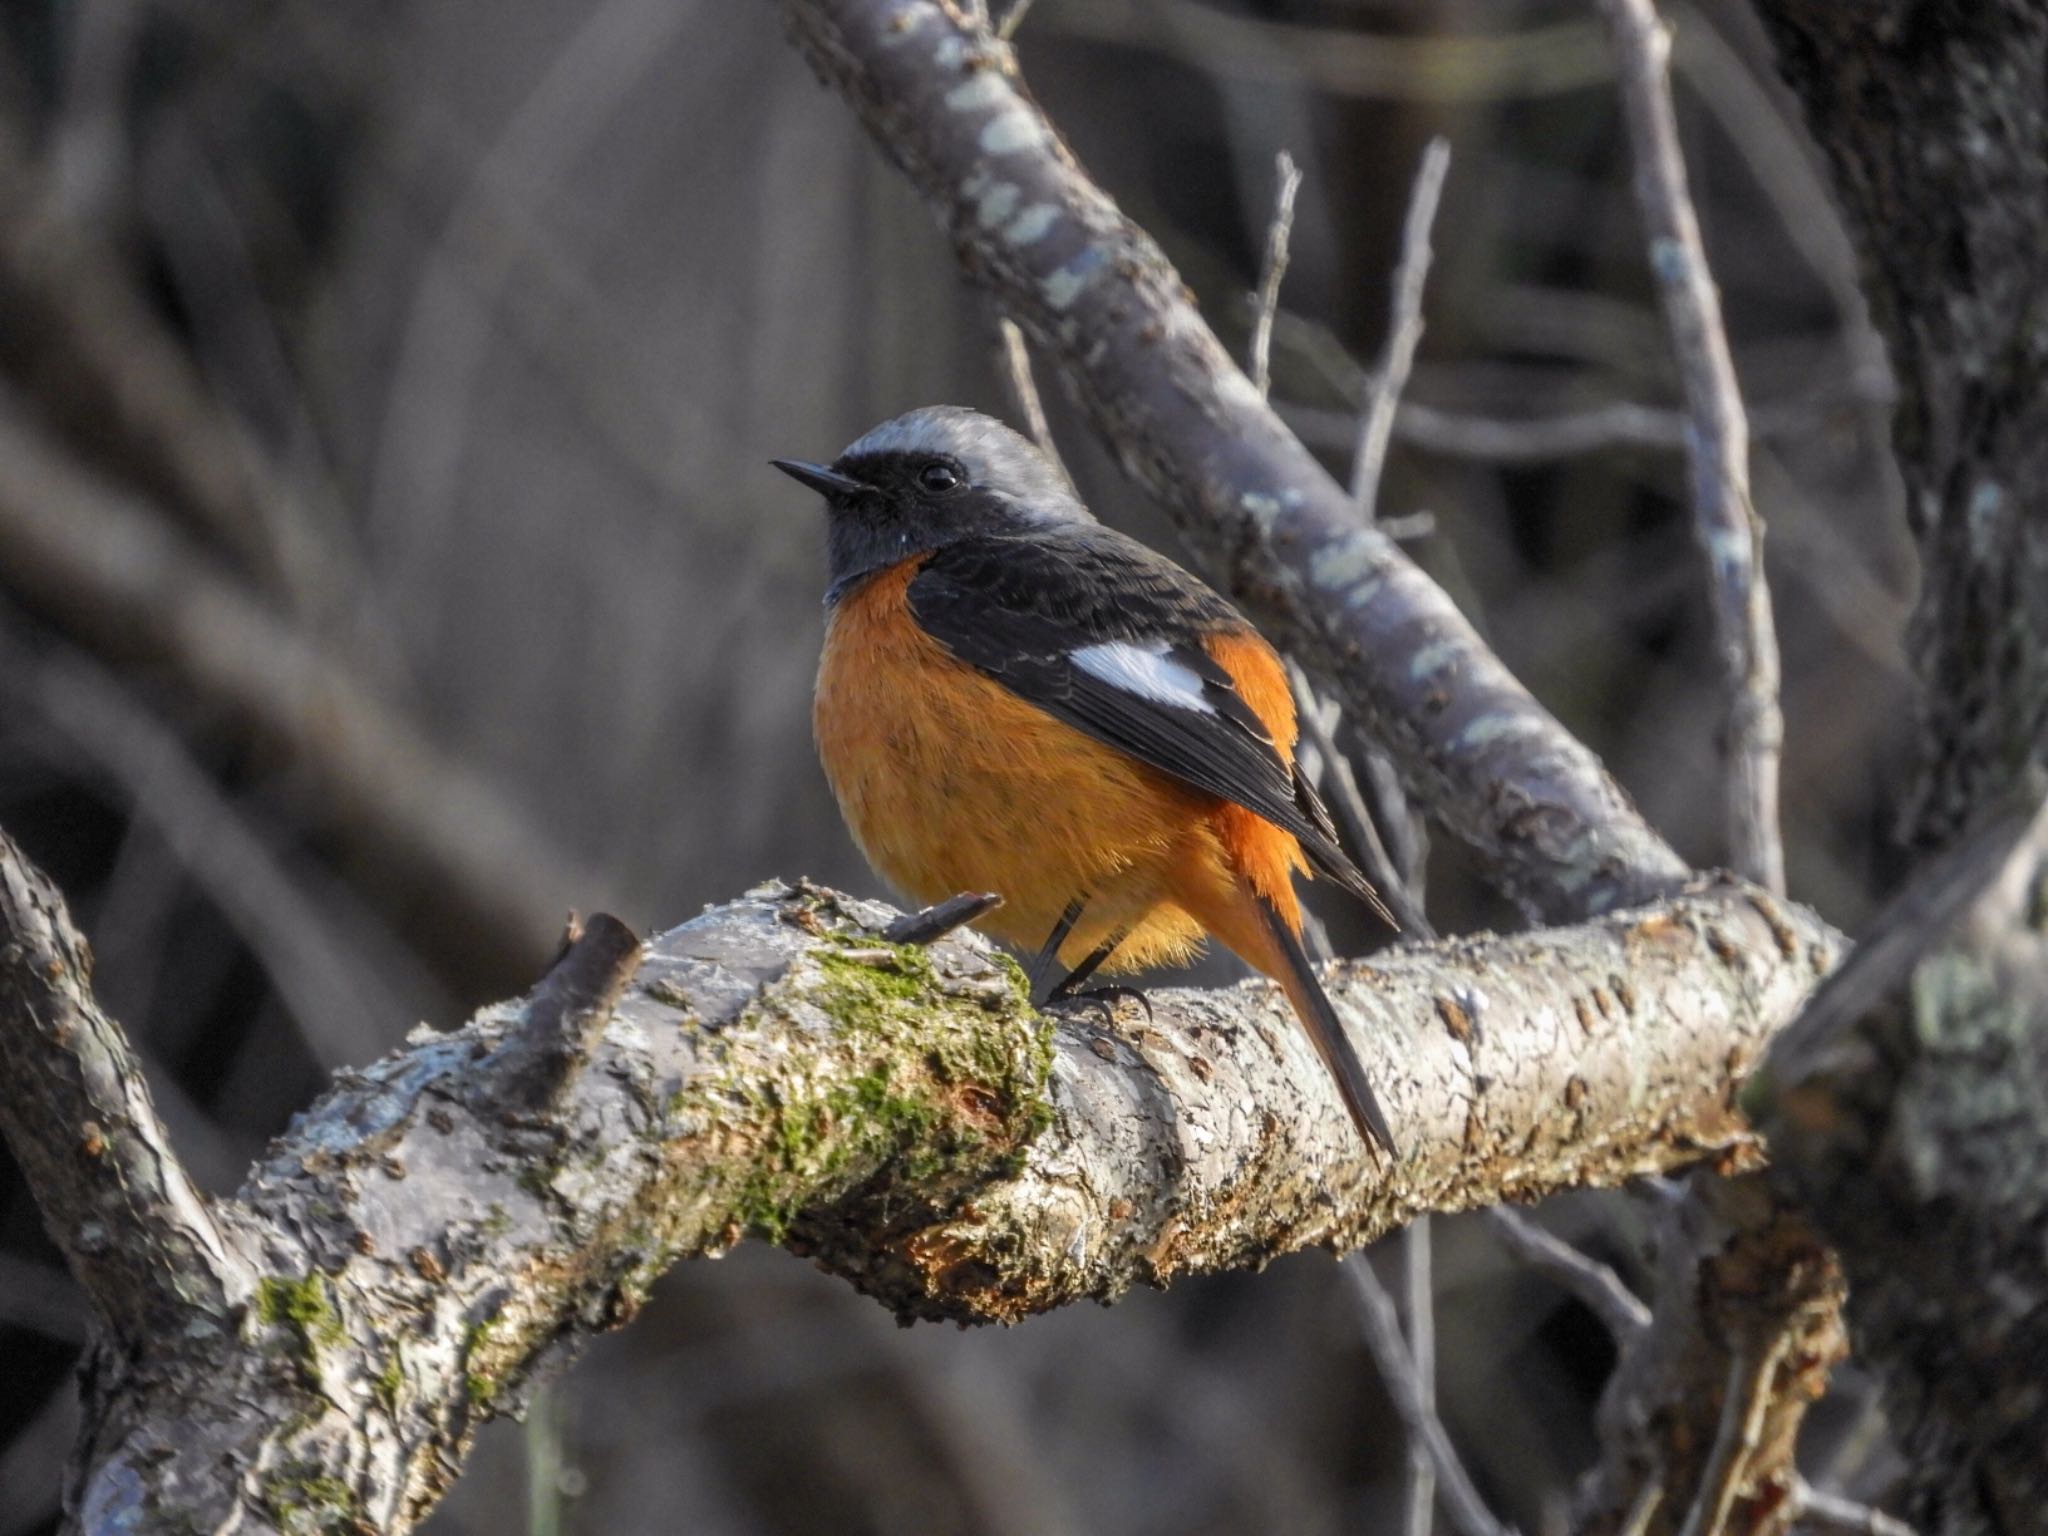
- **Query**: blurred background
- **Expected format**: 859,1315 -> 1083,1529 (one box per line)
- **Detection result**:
0,0 -> 1915,1531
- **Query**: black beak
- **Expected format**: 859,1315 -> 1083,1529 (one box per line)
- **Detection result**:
771,459 -> 867,498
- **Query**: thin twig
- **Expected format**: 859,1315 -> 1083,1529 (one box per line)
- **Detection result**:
1789,1479 -> 1916,1536
1618,1479 -> 1666,1536
1245,156 -> 1426,941
1350,137 -> 1451,520
1483,1206 -> 1651,1338
1401,1219 -> 1438,1536
1346,1257 -> 1519,1536
1248,150 -> 1303,399
996,0 -> 1037,42
1285,662 -> 1432,936
1343,139 -> 1450,918
995,317 -> 1066,476
1676,1331 -> 1793,1536
1597,0 -> 1784,895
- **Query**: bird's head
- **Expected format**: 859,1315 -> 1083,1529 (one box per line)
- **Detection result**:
773,405 -> 1087,599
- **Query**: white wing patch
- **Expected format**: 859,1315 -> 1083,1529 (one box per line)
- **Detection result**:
1070,641 -> 1216,713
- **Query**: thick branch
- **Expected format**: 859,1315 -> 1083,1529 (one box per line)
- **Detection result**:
1752,796 -> 2048,1535
0,829 -> 253,1338
774,0 -> 1690,924
11,851 -> 1836,1533
1748,1 -> 2048,854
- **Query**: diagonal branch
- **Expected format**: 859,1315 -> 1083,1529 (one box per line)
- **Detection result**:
0,830 -> 1838,1534
774,0 -> 1690,925
0,830 -> 254,1340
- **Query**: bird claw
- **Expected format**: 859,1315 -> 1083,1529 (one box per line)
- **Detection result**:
1043,983 -> 1153,1024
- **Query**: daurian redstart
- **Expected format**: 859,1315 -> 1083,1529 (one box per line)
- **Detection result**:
775,406 -> 1398,1155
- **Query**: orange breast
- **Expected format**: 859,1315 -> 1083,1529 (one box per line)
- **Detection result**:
814,561 -> 1327,981
814,561 -> 1208,965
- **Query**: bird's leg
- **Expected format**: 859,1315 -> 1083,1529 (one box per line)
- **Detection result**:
1043,928 -> 1152,1022
1025,897 -> 1086,1002
881,891 -> 1004,946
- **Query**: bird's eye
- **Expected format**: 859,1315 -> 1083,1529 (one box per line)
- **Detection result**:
918,462 -> 962,494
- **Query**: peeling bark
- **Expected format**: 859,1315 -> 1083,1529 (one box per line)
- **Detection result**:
774,0 -> 1690,924
0,830 -> 1839,1534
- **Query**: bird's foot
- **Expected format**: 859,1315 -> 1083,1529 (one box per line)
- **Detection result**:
1042,983 -> 1153,1024
882,892 -> 1003,946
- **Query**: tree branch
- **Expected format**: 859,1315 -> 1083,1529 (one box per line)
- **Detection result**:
1753,794 -> 2048,1533
1597,0 -> 1784,896
0,827 -> 1838,1532
0,829 -> 254,1340
773,0 -> 1691,924
1746,2 -> 2048,857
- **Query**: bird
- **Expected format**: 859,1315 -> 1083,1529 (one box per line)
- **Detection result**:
773,405 -> 1400,1156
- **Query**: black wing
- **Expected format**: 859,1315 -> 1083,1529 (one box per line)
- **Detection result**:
906,526 -> 1388,920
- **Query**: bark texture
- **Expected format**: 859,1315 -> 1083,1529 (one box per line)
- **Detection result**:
1754,797 -> 2048,1536
1750,0 -> 2048,853
775,0 -> 1691,925
0,831 -> 1839,1535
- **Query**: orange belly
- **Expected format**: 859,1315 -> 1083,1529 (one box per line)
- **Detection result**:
814,558 -> 1321,984
814,560 -> 1237,971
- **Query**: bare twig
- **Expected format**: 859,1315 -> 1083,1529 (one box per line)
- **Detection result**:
1282,363 -> 1890,466
994,0 -> 1037,42
1597,0 -> 1784,895
1483,1206 -> 1651,1338
1400,1219 -> 1438,1536
1286,663 -> 1432,936
1340,138 -> 1450,920
1618,1480 -> 1666,1536
1347,1257 -> 1518,1536
1576,1172 -> 1846,1536
995,317 -> 1064,473
483,914 -> 645,1112
1350,137 -> 1451,520
1675,1332 -> 1793,1536
1244,155 -> 1426,943
1248,150 -> 1302,399
1788,1481 -> 1914,1536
